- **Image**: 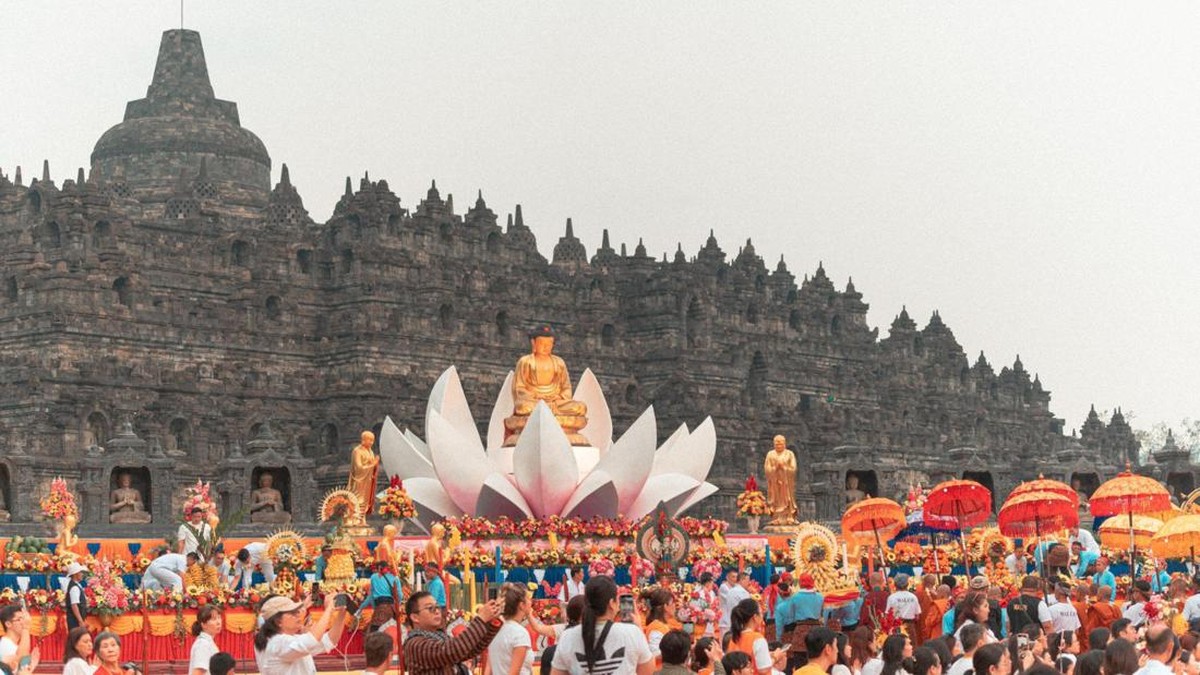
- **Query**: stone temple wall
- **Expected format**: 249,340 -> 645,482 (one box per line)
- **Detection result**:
0,29 -> 1143,534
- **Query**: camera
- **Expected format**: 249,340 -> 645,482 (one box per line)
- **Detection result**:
618,593 -> 635,621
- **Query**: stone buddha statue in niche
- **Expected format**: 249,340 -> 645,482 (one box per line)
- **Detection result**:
503,325 -> 589,446
109,472 -> 152,523
249,473 -> 292,524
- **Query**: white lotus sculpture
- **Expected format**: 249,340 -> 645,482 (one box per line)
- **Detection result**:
380,366 -> 719,533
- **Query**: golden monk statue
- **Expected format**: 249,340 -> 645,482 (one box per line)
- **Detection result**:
346,430 -> 380,516
109,472 -> 153,524
503,325 -> 589,446
764,435 -> 798,525
424,522 -> 446,570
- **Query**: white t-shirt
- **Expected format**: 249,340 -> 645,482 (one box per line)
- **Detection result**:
886,591 -> 921,620
0,636 -> 17,662
719,584 -> 751,631
178,521 -> 213,555
954,620 -> 997,652
151,553 -> 189,574
551,622 -> 652,675
1183,594 -> 1200,622
1047,601 -> 1081,634
946,656 -> 973,675
489,620 -> 533,675
255,632 -> 334,675
860,658 -> 883,675
560,579 -> 586,603
189,632 -> 219,674
1124,602 -> 1148,627
748,635 -> 772,672
63,657 -> 96,675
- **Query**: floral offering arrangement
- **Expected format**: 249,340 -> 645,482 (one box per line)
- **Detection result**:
86,559 -> 133,617
182,480 -> 217,519
692,558 -> 723,580
40,477 -> 78,520
589,557 -> 616,577
378,476 -> 418,519
628,556 -> 655,582
735,477 -> 771,517
678,584 -> 718,626
440,515 -> 727,541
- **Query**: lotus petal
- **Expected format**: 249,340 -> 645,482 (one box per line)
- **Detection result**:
426,367 -> 484,455
379,417 -> 435,481
675,482 -> 720,516
400,477 -> 462,532
486,371 -> 515,454
513,402 -> 579,517
574,368 -> 612,452
427,410 -> 492,514
589,406 -> 657,515
627,473 -> 703,519
476,473 -> 534,520
651,423 -> 690,472
404,429 -> 432,462
562,470 -> 619,519
650,417 -> 716,483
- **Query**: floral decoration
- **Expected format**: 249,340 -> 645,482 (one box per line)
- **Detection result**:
40,477 -> 78,520
736,477 -> 771,517
378,476 -> 418,520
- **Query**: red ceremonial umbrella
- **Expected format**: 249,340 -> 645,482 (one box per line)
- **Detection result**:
842,498 -> 907,571
998,490 -> 1079,577
924,479 -> 993,576
1090,464 -> 1172,593
1009,475 -> 1080,511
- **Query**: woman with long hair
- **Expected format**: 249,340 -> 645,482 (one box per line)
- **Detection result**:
253,595 -> 348,675
1047,632 -> 1078,663
548,575 -> 654,675
1102,639 -> 1138,675
953,593 -> 995,651
62,627 -> 95,675
729,599 -> 777,675
911,646 -> 942,675
692,637 -> 724,675
831,632 -> 853,675
189,606 -> 222,675
971,643 -> 1011,675
1072,650 -> 1103,675
849,626 -> 878,675
642,587 -> 678,660
490,583 -> 539,675
93,632 -> 124,675
863,634 -> 912,675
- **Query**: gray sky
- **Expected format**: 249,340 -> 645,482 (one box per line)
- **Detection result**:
3,2 -> 1198,440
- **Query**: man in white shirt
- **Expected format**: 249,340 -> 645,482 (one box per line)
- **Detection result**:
1133,624 -> 1178,675
1005,546 -> 1031,579
142,548 -> 188,591
1124,581 -> 1152,627
719,570 -> 750,634
946,623 -> 988,675
558,568 -> 585,607
886,573 -> 921,637
233,542 -> 276,591
1045,585 -> 1081,634
1068,526 -> 1100,555
177,507 -> 213,555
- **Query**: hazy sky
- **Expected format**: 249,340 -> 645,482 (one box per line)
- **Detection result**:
3,2 -> 1198,440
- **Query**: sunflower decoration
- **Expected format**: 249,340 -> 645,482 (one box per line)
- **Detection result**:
791,522 -> 859,603
320,489 -> 365,525
967,527 -> 1012,564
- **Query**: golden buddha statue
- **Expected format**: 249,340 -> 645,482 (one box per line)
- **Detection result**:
503,325 -> 589,446
346,430 -> 380,516
764,435 -> 799,525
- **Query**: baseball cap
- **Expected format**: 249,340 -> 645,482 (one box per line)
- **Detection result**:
259,596 -> 303,621
969,575 -> 989,590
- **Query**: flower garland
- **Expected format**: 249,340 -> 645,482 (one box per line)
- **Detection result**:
40,477 -> 78,520
589,558 -> 616,577
440,515 -> 727,541
378,477 -> 418,519
736,477 -> 771,517
692,558 -> 723,580
182,480 -> 217,520
629,556 -> 655,582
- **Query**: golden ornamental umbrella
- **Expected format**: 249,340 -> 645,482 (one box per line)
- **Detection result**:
1150,513 -> 1200,560
842,498 -> 906,569
998,491 -> 1079,538
1097,514 -> 1162,550
1090,467 -> 1172,517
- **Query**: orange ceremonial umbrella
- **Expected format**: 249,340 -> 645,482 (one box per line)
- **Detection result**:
999,490 -> 1079,578
842,498 -> 906,569
1151,514 -> 1200,562
1009,475 -> 1080,511
1091,467 -> 1171,595
1097,514 -> 1161,549
924,479 -> 993,575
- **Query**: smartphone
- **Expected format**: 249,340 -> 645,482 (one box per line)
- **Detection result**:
334,593 -> 349,608
618,593 -> 634,621
1016,635 -> 1029,650
310,581 -> 320,596
487,587 -> 500,601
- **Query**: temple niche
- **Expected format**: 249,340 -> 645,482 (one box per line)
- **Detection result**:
962,470 -> 996,512
248,467 -> 292,524
1166,472 -> 1194,503
109,467 -> 153,523
845,470 -> 877,504
0,465 -> 10,522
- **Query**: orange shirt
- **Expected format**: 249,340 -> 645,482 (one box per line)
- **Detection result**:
1087,602 -> 1121,630
736,630 -> 769,673
922,599 -> 950,640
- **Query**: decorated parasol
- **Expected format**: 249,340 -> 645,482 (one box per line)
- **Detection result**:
1009,475 -> 1080,510
998,490 -> 1079,577
842,498 -> 906,571
1097,514 -> 1162,550
924,479 -> 993,576
1150,514 -> 1200,563
1091,466 -> 1171,592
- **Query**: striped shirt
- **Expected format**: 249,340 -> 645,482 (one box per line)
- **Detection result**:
404,617 -> 502,675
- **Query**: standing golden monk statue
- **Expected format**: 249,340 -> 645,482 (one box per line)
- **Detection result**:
764,434 -> 799,525
346,430 -> 380,515
504,325 -> 589,446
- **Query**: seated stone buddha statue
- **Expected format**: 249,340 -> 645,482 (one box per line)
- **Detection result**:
503,325 -> 589,446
